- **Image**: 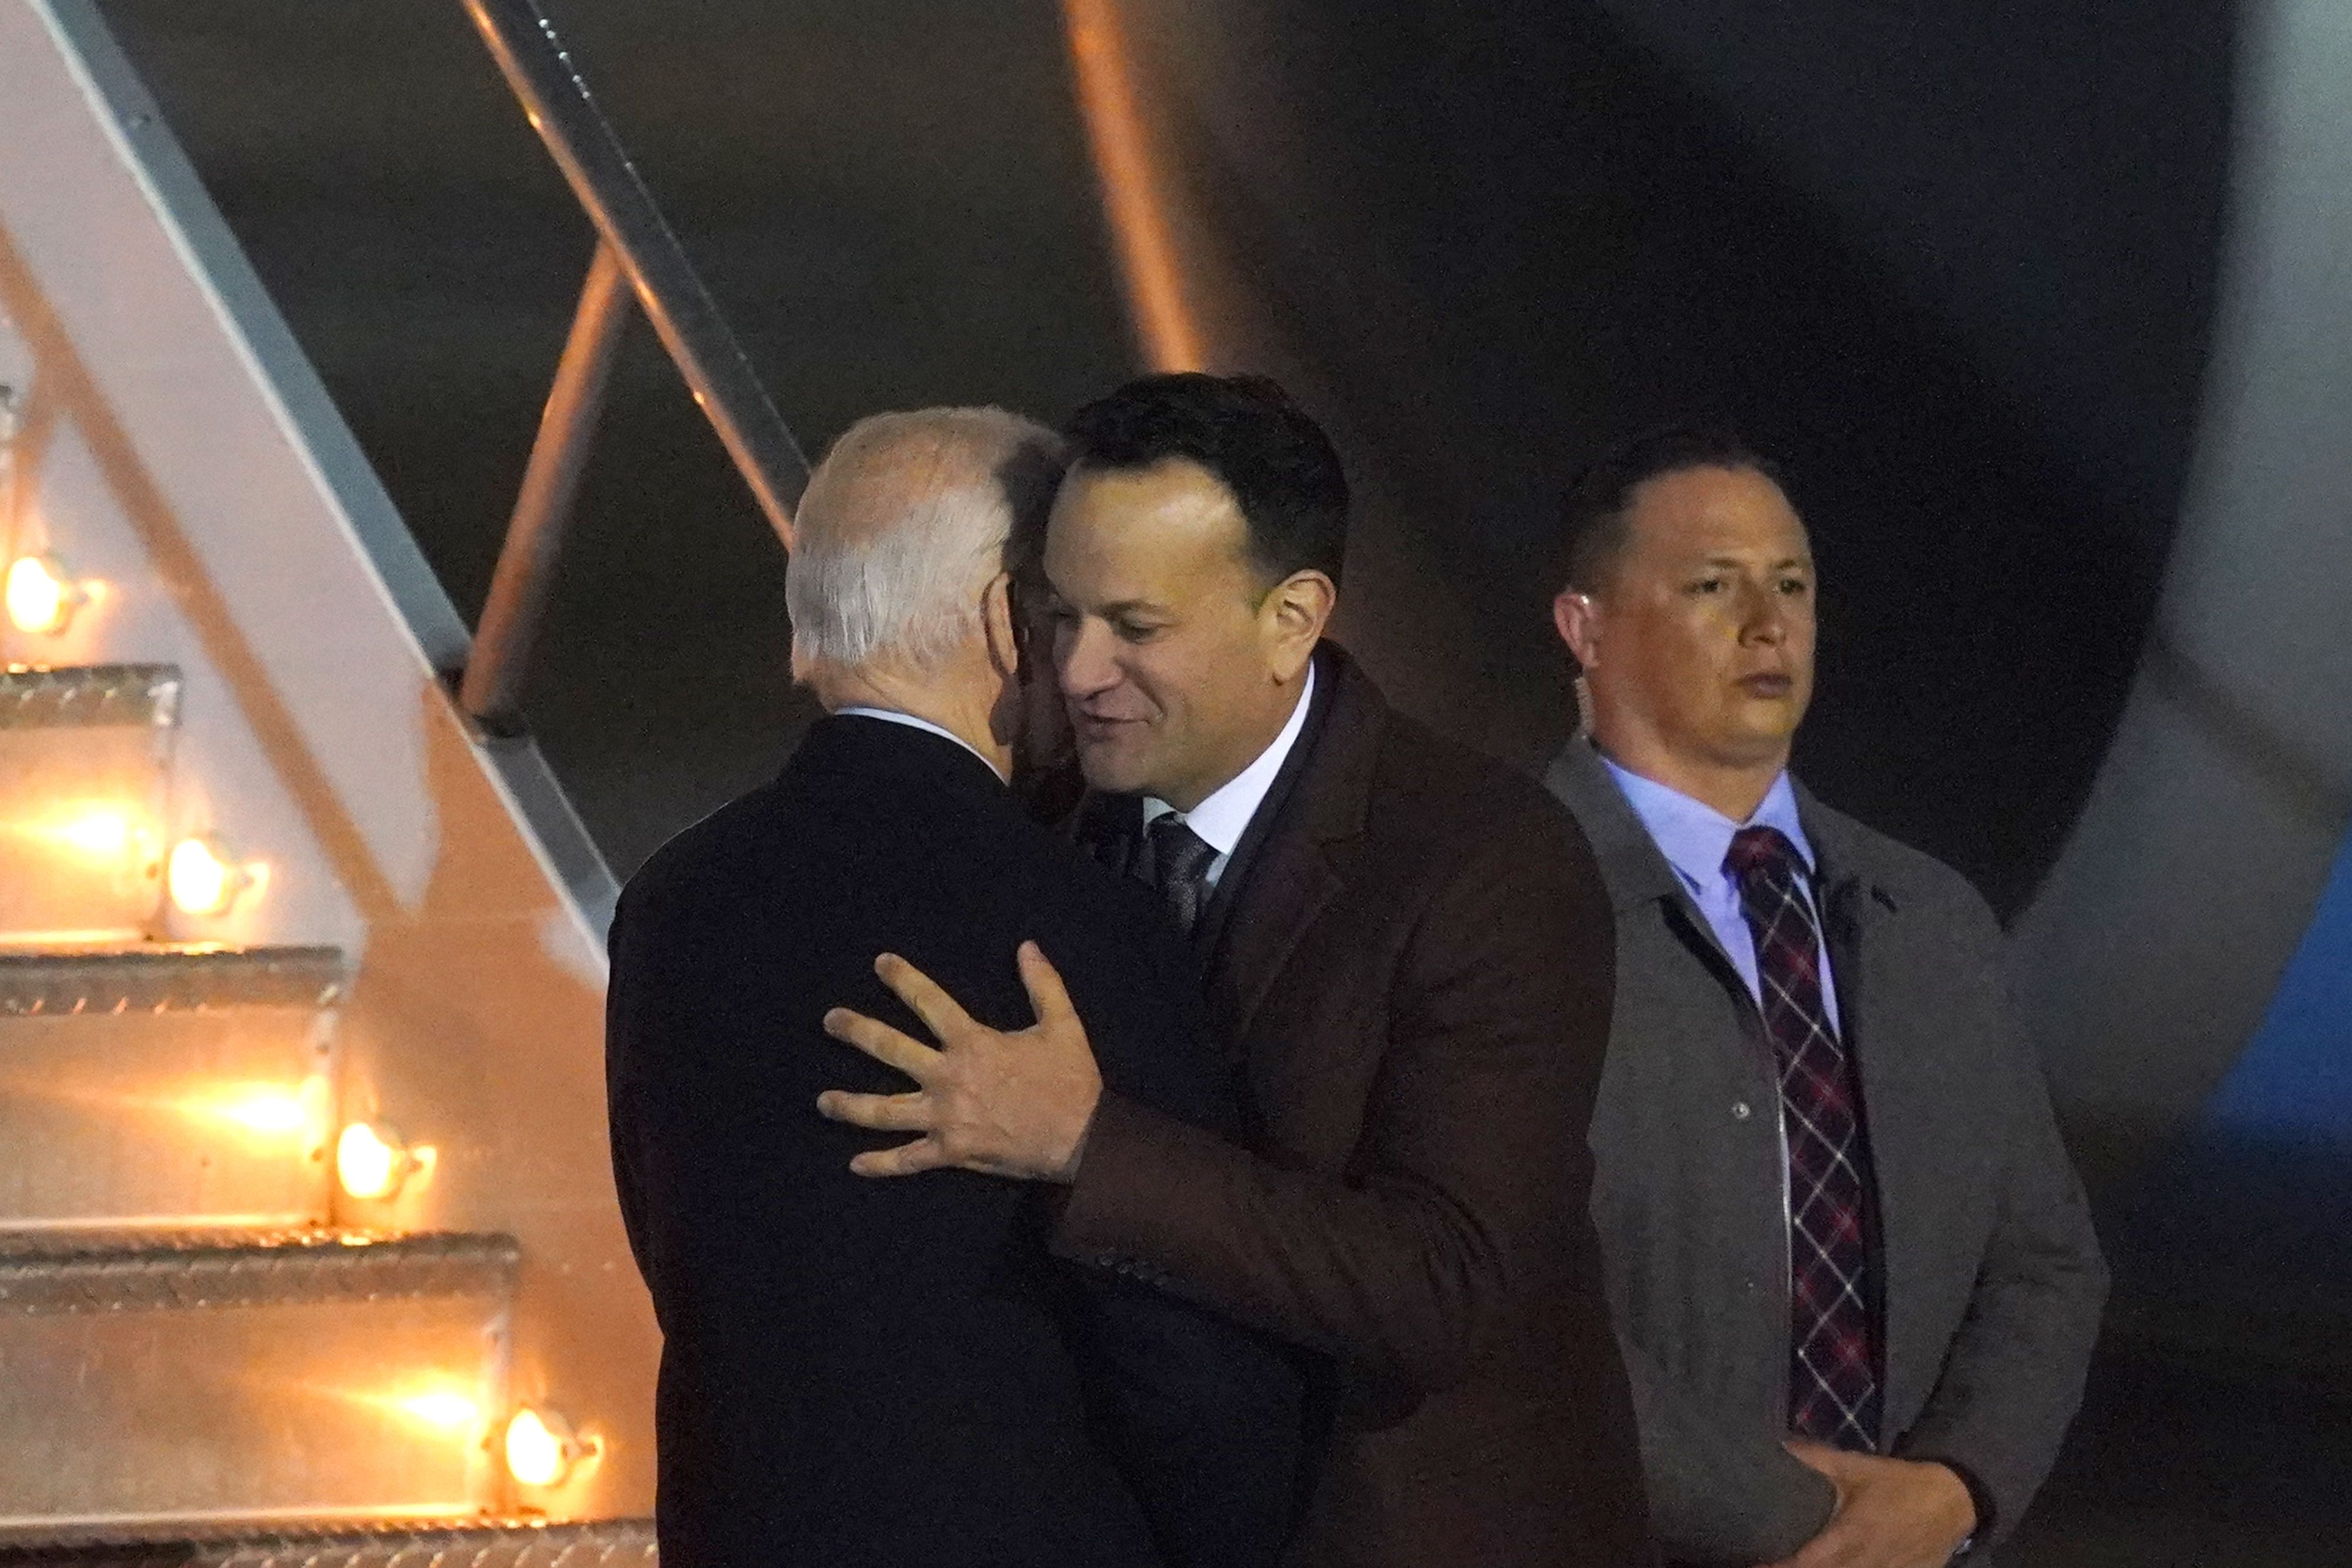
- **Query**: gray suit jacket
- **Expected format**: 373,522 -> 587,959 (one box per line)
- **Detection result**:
1545,742 -> 2107,1567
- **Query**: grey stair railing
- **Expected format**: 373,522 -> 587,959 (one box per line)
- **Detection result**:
455,0 -> 809,735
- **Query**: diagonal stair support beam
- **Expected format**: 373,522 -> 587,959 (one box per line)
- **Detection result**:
459,242 -> 633,736
459,0 -> 808,556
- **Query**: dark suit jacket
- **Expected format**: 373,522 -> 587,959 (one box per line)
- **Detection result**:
1056,646 -> 1655,1567
606,715 -> 1304,1568
1545,740 -> 2109,1567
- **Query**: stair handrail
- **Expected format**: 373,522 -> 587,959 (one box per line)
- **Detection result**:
455,0 -> 807,733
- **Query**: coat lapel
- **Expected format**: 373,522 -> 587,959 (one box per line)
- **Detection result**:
1208,647 -> 1378,1048
1542,740 -> 1681,915
1210,813 -> 1345,1049
1544,741 -> 1763,1042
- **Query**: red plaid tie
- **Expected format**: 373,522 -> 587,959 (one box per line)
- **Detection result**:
1726,825 -> 1882,1452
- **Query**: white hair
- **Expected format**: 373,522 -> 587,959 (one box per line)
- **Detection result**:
786,407 -> 1061,680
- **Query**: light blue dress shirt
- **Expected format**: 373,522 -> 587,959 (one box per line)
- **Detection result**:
1600,755 -> 1842,1034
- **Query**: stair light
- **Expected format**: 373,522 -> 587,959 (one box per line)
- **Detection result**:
337,1121 -> 420,1201
505,1405 -> 596,1488
167,835 -> 249,915
6,553 -> 83,636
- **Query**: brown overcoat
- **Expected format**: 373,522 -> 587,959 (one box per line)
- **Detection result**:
1057,645 -> 1655,1567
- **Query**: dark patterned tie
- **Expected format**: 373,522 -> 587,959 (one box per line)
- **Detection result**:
1148,814 -> 1218,934
1726,825 -> 1883,1452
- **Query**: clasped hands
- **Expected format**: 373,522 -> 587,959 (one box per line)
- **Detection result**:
815,942 -> 1102,1182
1763,1440 -> 1978,1568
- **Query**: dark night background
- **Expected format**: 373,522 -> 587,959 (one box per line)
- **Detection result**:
101,0 -> 1129,879
95,0 -> 2235,913
92,2 -> 2348,1562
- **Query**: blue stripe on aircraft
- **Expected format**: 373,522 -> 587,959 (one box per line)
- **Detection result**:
2204,824 -> 2352,1144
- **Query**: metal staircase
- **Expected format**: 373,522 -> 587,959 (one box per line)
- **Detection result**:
0,683 -> 643,1559
0,0 -> 694,1557
0,670 -> 485,1546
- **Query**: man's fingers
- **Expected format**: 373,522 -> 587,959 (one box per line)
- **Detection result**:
1014,941 -> 1078,1028
873,954 -> 981,1045
821,1006 -> 943,1082
815,1090 -> 934,1133
848,1136 -> 952,1178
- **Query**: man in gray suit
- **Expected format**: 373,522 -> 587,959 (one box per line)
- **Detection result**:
1545,428 -> 2107,1568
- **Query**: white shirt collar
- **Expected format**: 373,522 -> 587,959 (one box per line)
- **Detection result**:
836,706 -> 1006,783
1142,660 -> 1317,858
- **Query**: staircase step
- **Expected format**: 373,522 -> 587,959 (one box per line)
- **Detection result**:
0,667 -> 182,730
0,1518 -> 655,1566
0,667 -> 181,947
0,946 -> 347,1014
0,948 -> 347,1229
0,1232 -> 519,1531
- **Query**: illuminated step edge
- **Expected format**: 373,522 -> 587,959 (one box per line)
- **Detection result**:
0,1517 -> 656,1566
0,667 -> 181,731
0,1231 -> 519,1314
0,948 -> 348,1017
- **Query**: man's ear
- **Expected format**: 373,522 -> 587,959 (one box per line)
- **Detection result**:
981,571 -> 1021,680
1553,586 -> 1602,672
1261,569 -> 1337,681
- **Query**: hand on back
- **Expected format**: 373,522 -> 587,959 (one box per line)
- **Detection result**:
817,942 -> 1102,1183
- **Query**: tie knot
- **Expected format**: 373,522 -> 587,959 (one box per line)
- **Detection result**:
1725,824 -> 1806,889
1150,814 -> 1217,885
1147,814 -> 1218,933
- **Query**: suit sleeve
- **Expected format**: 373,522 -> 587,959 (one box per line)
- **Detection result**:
1894,915 -> 2109,1543
1618,1336 -> 1838,1563
1054,798 -> 1611,1398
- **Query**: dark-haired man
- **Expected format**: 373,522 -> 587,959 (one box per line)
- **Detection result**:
819,374 -> 1652,1566
1545,430 -> 2107,1567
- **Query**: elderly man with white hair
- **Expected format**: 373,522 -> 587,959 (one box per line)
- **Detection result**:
606,407 -> 1305,1568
